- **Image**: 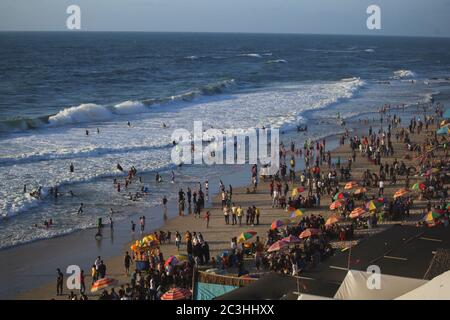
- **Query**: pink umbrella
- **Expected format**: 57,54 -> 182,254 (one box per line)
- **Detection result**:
282,235 -> 301,244
267,240 -> 288,252
299,228 -> 320,239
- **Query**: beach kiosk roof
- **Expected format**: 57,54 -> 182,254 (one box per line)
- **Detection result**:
396,270 -> 450,300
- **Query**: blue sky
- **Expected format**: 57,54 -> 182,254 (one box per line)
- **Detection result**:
1,0 -> 449,37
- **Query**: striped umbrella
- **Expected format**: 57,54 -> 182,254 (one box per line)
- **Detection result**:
325,215 -> 342,226
164,255 -> 179,267
161,287 -> 192,300
411,182 -> 426,191
267,240 -> 288,252
330,200 -> 344,210
353,187 -> 367,195
282,235 -> 301,244
289,209 -> 304,219
344,181 -> 359,190
271,220 -> 284,230
237,231 -> 257,243
393,188 -> 409,199
91,278 -> 118,292
349,207 -> 367,219
299,228 -> 320,239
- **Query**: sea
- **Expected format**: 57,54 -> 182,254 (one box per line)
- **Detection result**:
0,32 -> 450,249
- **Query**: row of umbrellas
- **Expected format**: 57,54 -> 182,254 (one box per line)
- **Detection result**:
267,229 -> 320,252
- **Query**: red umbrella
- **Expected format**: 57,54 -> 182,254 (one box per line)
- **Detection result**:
91,278 -> 118,292
161,287 -> 192,300
299,228 -> 320,239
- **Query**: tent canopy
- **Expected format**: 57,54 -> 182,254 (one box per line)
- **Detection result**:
396,270 -> 450,300
334,270 -> 427,300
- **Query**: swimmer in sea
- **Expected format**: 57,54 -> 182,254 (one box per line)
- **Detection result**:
86,129 -> 89,136
127,121 -> 131,127
162,122 -> 167,128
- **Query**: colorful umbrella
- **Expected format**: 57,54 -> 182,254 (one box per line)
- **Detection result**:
237,231 -> 257,243
164,255 -> 179,267
267,240 -> 288,252
393,188 -> 409,199
282,235 -> 301,244
299,228 -> 320,239
325,215 -> 342,226
436,125 -> 450,135
291,187 -> 305,197
353,187 -> 367,195
411,182 -> 426,191
366,200 -> 383,211
333,192 -> 350,201
349,207 -> 367,219
271,220 -> 284,230
91,278 -> 118,292
424,210 -> 444,222
161,287 -> 192,300
289,209 -> 304,219
330,200 -> 344,210
344,181 -> 359,190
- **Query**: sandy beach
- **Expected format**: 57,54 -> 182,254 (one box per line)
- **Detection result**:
14,102 -> 446,300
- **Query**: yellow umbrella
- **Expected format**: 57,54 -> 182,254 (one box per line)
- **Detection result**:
289,209 -> 303,219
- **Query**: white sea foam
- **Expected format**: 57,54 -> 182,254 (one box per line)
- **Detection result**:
267,59 -> 287,64
48,103 -> 113,126
393,70 -> 416,79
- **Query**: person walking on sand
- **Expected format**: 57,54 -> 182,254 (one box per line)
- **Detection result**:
378,179 -> 384,196
175,231 -> 181,251
131,220 -> 136,233
162,195 -> 168,221
79,270 -> 86,294
205,211 -> 211,228
124,251 -> 132,276
56,268 -> 64,296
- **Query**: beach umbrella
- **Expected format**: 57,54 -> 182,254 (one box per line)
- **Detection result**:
289,209 -> 304,219
330,200 -> 344,210
437,125 -> 450,135
237,231 -> 257,243
349,207 -> 367,219
164,255 -> 179,267
282,235 -> 301,244
366,200 -> 383,211
444,109 -> 450,119
353,187 -> 367,195
291,187 -> 305,197
325,215 -> 342,226
174,254 -> 189,262
411,182 -> 426,191
344,181 -> 359,190
271,220 -> 284,230
91,278 -> 118,293
424,210 -> 444,222
333,192 -> 350,201
267,240 -> 288,252
161,287 -> 192,300
299,228 -> 320,239
393,188 -> 409,199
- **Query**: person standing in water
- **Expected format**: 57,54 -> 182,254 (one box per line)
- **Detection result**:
77,203 -> 84,214
70,163 -> 74,173
131,221 -> 136,233
171,171 -> 175,184
162,196 -> 168,220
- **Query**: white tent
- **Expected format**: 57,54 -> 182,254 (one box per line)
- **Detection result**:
396,270 -> 450,300
334,270 -> 427,300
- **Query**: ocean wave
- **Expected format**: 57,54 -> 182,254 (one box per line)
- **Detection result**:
266,59 -> 287,64
0,79 -> 236,133
238,53 -> 263,58
392,69 -> 416,79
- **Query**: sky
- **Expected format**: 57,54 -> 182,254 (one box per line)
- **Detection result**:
0,0 -> 449,37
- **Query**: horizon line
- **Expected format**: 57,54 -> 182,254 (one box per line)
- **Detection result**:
0,29 -> 449,39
